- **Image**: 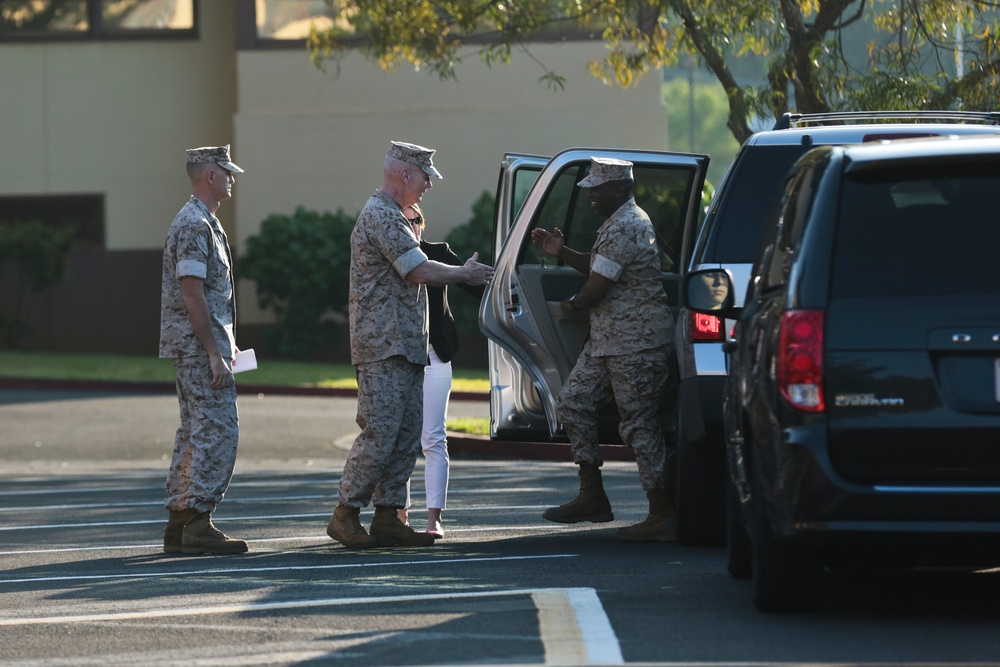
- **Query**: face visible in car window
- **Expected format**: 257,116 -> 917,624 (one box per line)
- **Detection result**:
691,270 -> 729,310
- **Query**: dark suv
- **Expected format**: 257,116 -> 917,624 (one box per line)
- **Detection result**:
676,111 -> 1000,545
685,135 -> 1000,612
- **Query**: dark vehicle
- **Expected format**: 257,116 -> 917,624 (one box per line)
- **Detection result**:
685,135 -> 1000,612
676,111 -> 1000,545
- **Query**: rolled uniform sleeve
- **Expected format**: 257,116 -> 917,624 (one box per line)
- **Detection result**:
176,259 -> 208,280
591,253 -> 624,282
393,245 -> 429,278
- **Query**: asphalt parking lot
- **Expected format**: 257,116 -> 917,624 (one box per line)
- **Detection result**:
0,386 -> 660,665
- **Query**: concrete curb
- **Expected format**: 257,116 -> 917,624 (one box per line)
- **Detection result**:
0,376 -> 486,402
0,376 -> 636,462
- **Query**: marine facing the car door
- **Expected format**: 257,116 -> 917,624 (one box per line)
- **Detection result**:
530,157 -> 678,542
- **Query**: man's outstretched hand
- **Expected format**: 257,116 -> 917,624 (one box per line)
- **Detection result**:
531,227 -> 565,257
464,252 -> 495,286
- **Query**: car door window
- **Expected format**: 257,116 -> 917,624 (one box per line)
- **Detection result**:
761,164 -> 817,290
520,161 -> 700,272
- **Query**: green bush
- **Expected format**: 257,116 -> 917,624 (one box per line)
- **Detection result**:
443,191 -> 495,336
0,220 -> 74,348
238,195 -> 496,359
237,207 -> 355,358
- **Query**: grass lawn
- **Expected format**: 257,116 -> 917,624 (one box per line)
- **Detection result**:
0,351 -> 491,394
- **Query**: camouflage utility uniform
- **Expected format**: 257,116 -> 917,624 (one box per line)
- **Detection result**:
159,195 -> 238,514
557,197 -> 674,491
339,190 -> 430,509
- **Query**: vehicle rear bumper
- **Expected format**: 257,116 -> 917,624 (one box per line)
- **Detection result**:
766,429 -> 1000,552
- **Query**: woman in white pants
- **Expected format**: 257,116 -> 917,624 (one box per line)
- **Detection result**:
399,204 -> 485,538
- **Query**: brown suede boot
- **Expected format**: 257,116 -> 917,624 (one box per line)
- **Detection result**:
542,463 -> 614,523
163,508 -> 200,553
327,504 -> 378,548
617,489 -> 677,542
369,506 -> 435,547
181,511 -> 249,554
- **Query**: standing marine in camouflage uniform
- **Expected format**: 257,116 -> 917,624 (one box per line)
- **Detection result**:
159,145 -> 248,555
326,141 -> 494,549
530,157 -> 678,542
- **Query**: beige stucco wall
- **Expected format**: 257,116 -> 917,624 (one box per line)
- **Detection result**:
0,0 -> 238,249
0,1 -> 670,350
233,42 -> 668,324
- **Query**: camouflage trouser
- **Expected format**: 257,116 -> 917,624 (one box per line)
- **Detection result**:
165,356 -> 239,513
557,343 -> 673,492
338,356 -> 424,509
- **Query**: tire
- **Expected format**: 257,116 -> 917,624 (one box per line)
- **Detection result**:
726,478 -> 752,579
675,412 -> 727,546
750,468 -> 824,613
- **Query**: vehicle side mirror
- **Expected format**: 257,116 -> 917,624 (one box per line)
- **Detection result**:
683,268 -> 739,318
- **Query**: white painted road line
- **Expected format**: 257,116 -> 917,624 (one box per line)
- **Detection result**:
0,585 -> 622,665
0,553 -> 577,586
0,505 -> 555,531
0,525 -> 575,555
534,588 -> 624,665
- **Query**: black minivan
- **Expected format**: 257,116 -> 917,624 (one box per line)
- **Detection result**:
676,111 -> 1000,545
686,135 -> 1000,612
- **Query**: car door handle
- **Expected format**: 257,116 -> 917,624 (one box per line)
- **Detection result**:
505,292 -> 520,313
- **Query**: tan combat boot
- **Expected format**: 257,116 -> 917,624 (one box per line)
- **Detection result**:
181,511 -> 249,554
369,506 -> 435,547
163,508 -> 200,553
542,463 -> 614,523
617,488 -> 677,542
327,504 -> 378,548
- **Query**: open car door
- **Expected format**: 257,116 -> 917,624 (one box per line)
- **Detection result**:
481,148 -> 709,442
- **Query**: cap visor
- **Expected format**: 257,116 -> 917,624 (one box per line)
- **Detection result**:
577,176 -> 599,188
423,165 -> 443,180
220,161 -> 244,174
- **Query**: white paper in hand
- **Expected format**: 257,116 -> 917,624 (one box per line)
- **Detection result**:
232,348 -> 257,374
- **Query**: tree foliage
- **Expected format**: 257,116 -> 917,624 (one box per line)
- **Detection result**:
442,191 -> 495,336
0,221 -> 74,348
237,207 -> 356,359
309,0 -> 1000,143
663,76 -> 741,185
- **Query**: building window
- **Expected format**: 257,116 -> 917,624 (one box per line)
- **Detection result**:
0,194 -> 105,251
254,0 -> 343,41
237,0 -> 595,50
0,0 -> 197,41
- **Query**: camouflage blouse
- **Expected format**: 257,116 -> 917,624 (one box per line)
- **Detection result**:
587,197 -> 673,356
349,190 -> 430,366
159,196 -> 236,360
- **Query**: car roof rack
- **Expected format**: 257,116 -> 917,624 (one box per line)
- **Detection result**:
772,110 -> 1000,130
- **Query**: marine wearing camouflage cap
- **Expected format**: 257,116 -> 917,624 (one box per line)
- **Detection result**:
186,145 -> 244,173
577,157 -> 633,188
387,141 -> 443,179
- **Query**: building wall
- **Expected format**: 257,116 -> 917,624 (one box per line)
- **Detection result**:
233,43 -> 670,329
0,1 -> 239,248
0,1 -> 237,354
0,0 -> 669,359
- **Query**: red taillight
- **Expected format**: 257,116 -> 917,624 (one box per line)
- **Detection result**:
690,311 -> 724,342
777,309 -> 825,412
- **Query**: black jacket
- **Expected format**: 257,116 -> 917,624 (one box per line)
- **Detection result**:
421,240 -> 486,363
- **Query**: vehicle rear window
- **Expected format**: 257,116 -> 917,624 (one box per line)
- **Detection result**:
706,145 -> 806,263
832,166 -> 1000,297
